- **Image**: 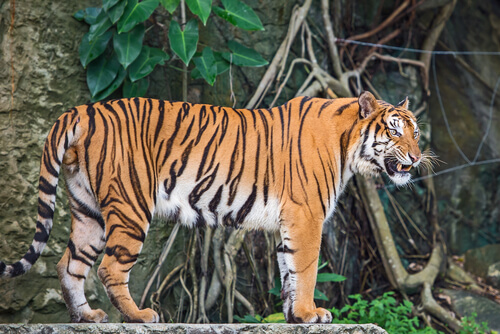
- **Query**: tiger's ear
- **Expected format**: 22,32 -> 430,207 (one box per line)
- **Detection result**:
358,91 -> 378,119
396,96 -> 410,109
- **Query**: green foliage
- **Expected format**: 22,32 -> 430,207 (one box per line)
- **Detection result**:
331,292 -> 428,333
459,313 -> 490,334
75,0 -> 268,101
238,269 -> 492,334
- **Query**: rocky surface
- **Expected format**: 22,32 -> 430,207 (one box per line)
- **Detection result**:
464,244 -> 500,278
0,323 -> 387,334
442,289 -> 500,332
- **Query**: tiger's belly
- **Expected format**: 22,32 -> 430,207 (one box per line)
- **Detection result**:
154,180 -> 281,231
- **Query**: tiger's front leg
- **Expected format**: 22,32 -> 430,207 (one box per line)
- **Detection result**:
278,204 -> 332,323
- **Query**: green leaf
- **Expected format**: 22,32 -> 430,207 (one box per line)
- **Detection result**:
129,46 -> 169,82
191,51 -> 229,79
193,47 -> 217,85
79,30 -> 113,68
213,0 -> 264,31
169,19 -> 199,65
87,53 -> 121,98
123,77 -> 149,97
316,273 -> 347,283
214,51 -> 230,74
160,0 -> 180,13
92,66 -> 127,101
113,25 -> 145,69
74,7 -> 102,24
314,288 -> 329,301
107,0 -> 128,24
117,0 -> 159,33
186,0 -> 212,25
103,0 -> 120,11
262,313 -> 286,323
223,40 -> 268,67
88,10 -> 113,40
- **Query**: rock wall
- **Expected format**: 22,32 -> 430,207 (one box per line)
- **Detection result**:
0,0 -> 105,323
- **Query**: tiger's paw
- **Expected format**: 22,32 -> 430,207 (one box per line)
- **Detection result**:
124,308 -> 159,323
79,309 -> 109,323
289,306 -> 332,324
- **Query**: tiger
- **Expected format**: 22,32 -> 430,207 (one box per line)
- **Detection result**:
0,91 -> 424,323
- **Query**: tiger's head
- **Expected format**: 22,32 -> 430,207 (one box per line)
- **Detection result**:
356,91 -> 425,186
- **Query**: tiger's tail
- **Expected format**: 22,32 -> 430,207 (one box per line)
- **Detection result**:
0,109 -> 80,278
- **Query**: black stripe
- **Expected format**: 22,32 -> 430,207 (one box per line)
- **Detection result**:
34,221 -> 50,242
277,105 -> 285,149
68,239 -> 92,267
317,100 -> 334,117
180,117 -> 195,145
313,174 -> 326,216
38,176 -> 57,195
154,100 -> 165,143
11,262 -> 25,276
105,245 -> 139,265
66,187 -> 105,230
208,185 -> 223,222
190,164 -> 220,205
23,245 -> 39,265
277,244 -> 296,253
297,99 -> 314,183
196,126 -> 219,181
38,199 -> 54,220
234,184 -> 257,226
334,100 -> 357,116
43,149 -> 59,178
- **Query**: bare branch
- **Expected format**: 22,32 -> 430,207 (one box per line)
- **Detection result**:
140,222 -> 181,309
347,0 -> 410,42
321,0 -> 342,78
246,0 -> 313,109
420,0 -> 457,91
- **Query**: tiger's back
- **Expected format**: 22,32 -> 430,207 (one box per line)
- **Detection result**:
1,92 -> 425,323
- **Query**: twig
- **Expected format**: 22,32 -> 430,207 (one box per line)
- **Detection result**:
419,0 -> 457,91
205,227 -> 224,311
321,0 -> 342,78
270,58 -> 312,107
246,0 -> 313,109
346,0 -> 410,42
197,227 -> 212,323
235,290 -> 255,316
188,231 -> 199,322
384,188 -> 420,253
140,222 -> 181,309
242,238 -> 270,311
179,268 -> 194,323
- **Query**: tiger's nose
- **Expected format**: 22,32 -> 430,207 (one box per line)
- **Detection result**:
409,153 -> 420,163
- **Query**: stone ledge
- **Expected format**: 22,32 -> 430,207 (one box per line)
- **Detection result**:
0,323 -> 387,334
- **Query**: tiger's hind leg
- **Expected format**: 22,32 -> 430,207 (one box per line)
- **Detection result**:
278,204 -> 333,324
57,155 -> 108,323
97,200 -> 159,323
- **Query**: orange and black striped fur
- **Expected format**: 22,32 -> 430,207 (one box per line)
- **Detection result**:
0,91 -> 425,323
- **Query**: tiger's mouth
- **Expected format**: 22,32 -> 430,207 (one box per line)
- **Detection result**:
384,158 -> 412,176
